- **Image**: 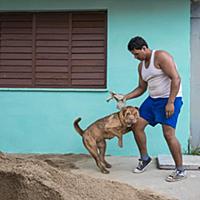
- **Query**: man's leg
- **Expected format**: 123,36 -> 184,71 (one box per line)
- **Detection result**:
162,124 -> 186,181
162,124 -> 182,168
132,117 -> 152,173
133,117 -> 149,156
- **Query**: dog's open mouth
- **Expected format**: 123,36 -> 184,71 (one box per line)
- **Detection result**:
126,119 -> 138,127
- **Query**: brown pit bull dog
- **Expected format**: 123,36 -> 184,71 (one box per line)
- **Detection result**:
73,106 -> 139,174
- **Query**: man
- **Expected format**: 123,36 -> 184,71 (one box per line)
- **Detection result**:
123,36 -> 186,182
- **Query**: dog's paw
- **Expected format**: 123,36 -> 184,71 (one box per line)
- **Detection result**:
101,169 -> 110,174
118,141 -> 123,148
105,163 -> 112,168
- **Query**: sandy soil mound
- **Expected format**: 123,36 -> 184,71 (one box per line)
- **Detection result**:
0,153 -> 174,200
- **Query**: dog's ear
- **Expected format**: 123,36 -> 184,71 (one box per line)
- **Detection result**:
121,107 -> 128,117
123,107 -> 133,119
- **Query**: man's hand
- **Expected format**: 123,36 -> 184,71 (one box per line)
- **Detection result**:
165,102 -> 174,118
107,91 -> 126,110
106,91 -> 124,102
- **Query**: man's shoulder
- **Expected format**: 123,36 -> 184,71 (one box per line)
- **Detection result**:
138,62 -> 143,71
155,50 -> 173,62
155,50 -> 171,56
138,62 -> 143,67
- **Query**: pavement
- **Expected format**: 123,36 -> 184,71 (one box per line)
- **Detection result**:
72,156 -> 200,200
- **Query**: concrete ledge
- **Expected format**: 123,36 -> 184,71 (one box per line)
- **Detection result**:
157,154 -> 200,170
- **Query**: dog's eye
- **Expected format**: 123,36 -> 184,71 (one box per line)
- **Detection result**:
134,112 -> 139,117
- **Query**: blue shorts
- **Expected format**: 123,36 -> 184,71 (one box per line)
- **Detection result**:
139,96 -> 183,129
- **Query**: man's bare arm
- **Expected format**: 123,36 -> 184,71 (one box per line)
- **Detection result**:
157,51 -> 181,118
157,51 -> 181,104
125,63 -> 147,100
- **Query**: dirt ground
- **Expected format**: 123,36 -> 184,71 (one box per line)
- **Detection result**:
0,152 -> 175,200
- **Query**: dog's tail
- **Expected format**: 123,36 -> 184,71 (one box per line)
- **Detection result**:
73,117 -> 84,136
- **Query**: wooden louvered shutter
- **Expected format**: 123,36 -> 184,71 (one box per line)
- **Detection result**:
71,12 -> 107,88
0,11 -> 107,89
35,13 -> 69,88
0,13 -> 33,87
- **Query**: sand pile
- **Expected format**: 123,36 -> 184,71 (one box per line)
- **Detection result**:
0,153 -> 174,200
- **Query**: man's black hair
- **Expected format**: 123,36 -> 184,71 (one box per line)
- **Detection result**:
127,36 -> 148,51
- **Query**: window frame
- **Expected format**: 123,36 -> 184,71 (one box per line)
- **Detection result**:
0,11 -> 107,89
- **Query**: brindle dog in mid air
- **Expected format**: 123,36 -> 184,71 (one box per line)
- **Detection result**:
74,106 -> 139,174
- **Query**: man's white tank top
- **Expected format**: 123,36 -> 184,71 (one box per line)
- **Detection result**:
141,50 -> 182,98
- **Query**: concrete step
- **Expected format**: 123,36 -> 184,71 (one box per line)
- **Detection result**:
157,154 -> 200,170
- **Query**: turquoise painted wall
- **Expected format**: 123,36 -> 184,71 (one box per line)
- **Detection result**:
0,0 -> 190,156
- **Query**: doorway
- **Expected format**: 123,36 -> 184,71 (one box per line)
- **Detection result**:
191,1 -> 200,147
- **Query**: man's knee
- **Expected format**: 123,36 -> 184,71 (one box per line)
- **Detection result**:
162,125 -> 175,141
132,118 -> 148,132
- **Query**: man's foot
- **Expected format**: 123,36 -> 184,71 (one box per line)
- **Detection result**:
165,169 -> 187,182
133,157 -> 152,173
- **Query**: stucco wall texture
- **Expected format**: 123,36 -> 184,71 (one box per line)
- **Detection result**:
0,0 -> 190,156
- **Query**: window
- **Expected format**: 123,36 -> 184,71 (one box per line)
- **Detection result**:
0,11 -> 107,88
